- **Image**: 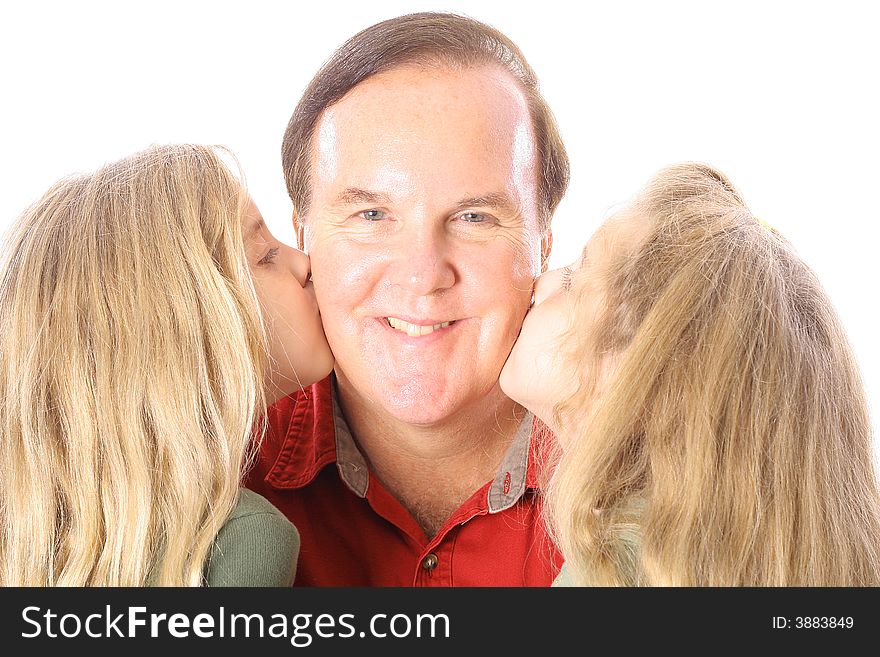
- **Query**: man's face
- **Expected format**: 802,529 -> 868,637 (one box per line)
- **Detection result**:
304,64 -> 543,425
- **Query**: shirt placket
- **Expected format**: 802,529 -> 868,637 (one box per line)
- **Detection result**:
412,530 -> 456,586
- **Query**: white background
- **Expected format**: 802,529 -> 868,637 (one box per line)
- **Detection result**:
1,1 -> 877,461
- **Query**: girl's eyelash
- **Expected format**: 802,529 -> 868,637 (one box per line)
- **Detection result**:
562,266 -> 573,291
258,246 -> 280,265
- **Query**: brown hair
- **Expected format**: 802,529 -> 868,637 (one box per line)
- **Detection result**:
546,162 -> 880,585
281,12 -> 569,231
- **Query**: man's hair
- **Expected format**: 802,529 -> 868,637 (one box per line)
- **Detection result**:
281,12 -> 569,232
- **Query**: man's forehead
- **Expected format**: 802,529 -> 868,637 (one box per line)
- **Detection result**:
338,62 -> 525,104
312,67 -> 537,194
317,64 -> 532,144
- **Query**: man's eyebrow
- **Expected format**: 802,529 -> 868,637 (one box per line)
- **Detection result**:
455,192 -> 519,214
331,187 -> 392,208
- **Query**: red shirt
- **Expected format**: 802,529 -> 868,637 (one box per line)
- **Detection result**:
245,376 -> 561,586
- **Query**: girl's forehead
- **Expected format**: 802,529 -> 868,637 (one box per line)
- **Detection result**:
589,211 -> 649,263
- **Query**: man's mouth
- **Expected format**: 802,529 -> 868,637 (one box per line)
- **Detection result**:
386,316 -> 455,337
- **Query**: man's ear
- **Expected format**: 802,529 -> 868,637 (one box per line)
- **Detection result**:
540,230 -> 553,273
293,211 -> 305,251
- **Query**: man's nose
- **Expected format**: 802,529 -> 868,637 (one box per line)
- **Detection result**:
388,225 -> 455,296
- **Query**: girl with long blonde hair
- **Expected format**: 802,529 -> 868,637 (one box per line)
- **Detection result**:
0,144 -> 334,585
501,162 -> 880,585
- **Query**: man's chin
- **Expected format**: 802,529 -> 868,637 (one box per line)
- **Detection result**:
374,382 -> 465,427
335,360 -> 513,427
339,375 -> 478,427
376,375 -> 524,428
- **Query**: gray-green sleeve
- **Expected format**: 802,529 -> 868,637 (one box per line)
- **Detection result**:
205,489 -> 300,587
552,562 -> 576,587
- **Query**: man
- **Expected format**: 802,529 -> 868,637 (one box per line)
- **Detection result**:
246,12 -> 569,585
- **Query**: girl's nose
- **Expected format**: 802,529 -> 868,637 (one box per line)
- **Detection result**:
288,246 -> 311,287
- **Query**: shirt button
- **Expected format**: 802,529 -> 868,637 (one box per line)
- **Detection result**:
421,553 -> 439,571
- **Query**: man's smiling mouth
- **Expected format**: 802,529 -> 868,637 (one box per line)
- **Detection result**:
386,317 -> 455,337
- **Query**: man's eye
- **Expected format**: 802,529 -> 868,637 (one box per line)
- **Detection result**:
359,209 -> 386,221
459,211 -> 487,223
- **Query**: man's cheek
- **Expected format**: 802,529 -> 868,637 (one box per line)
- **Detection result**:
313,243 -> 390,292
489,225 -> 542,279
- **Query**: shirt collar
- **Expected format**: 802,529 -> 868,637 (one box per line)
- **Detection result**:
266,374 -> 545,511
487,412 -> 544,512
331,377 -> 370,497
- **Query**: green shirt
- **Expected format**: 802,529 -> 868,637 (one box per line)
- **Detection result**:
204,488 -> 300,587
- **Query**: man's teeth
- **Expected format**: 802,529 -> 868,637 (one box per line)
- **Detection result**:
387,317 -> 452,337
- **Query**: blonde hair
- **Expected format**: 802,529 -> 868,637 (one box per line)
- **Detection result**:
0,144 -> 267,585
546,162 -> 880,586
